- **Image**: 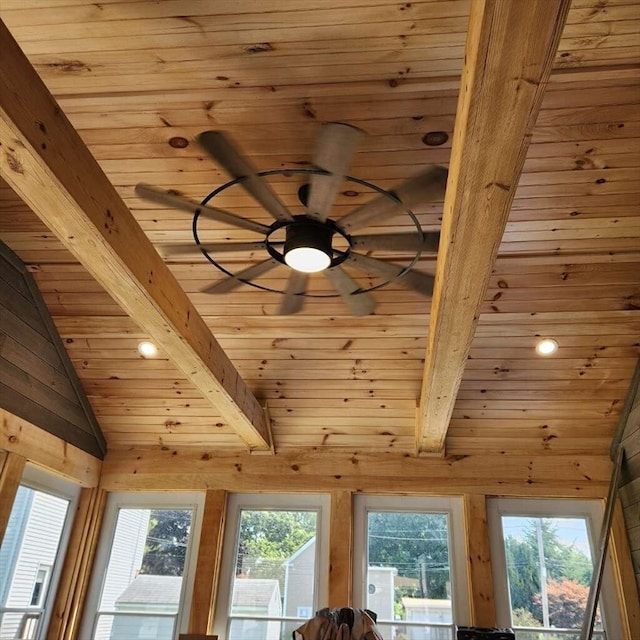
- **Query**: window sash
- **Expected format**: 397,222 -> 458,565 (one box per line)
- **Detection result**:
214,493 -> 330,640
487,498 -> 623,640
79,493 -> 204,640
0,464 -> 79,640
352,495 -> 470,631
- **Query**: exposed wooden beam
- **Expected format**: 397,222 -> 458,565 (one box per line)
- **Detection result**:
100,447 -> 613,498
0,21 -> 271,451
417,0 -> 571,453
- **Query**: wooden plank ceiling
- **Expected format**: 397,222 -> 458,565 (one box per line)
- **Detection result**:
1,0 -> 639,457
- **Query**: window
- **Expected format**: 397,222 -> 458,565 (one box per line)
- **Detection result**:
80,492 -> 204,640
488,498 -> 623,640
353,496 -> 469,640
0,464 -> 79,640
214,494 -> 330,640
29,566 -> 51,607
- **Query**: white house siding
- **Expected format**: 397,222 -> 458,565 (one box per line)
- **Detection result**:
0,487 -> 32,605
94,509 -> 150,640
283,538 -> 316,619
367,567 -> 396,622
0,488 -> 69,640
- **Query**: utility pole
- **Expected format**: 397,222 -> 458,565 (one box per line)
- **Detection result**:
536,519 -> 550,628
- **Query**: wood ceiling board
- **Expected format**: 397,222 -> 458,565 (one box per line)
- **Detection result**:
0,22 -> 271,451
2,1 -> 639,459
416,0 -> 572,454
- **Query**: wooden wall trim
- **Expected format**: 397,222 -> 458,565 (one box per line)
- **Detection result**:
0,450 -> 26,543
47,487 -> 107,640
463,494 -> 496,627
610,498 -> 640,640
1,409 -> 101,487
100,447 -> 612,498
328,490 -> 353,608
188,489 -> 227,635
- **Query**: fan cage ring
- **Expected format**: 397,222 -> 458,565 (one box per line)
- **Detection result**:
193,168 -> 424,298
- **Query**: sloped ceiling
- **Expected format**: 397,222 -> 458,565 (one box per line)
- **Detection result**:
0,0 -> 638,459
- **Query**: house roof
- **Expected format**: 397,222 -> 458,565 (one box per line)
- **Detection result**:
232,579 -> 281,609
115,575 -> 182,606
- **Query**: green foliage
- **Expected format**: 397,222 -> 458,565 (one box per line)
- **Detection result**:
504,518 -> 593,630
367,511 -> 450,604
236,510 -> 316,580
512,608 -> 542,628
505,535 -> 540,611
140,509 -> 191,576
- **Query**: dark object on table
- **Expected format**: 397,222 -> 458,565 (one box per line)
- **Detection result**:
456,627 -> 515,640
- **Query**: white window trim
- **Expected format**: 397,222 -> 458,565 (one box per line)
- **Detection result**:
353,494 -> 470,627
487,497 -> 623,639
80,491 -> 204,640
213,493 -> 330,639
11,463 -> 81,640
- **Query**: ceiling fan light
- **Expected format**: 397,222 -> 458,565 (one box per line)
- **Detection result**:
284,221 -> 333,273
285,246 -> 331,273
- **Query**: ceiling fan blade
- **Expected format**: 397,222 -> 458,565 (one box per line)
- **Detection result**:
307,122 -> 363,222
346,252 -> 435,297
201,258 -> 280,294
198,131 -> 293,223
160,241 -> 271,256
278,271 -> 309,315
324,266 -> 376,316
350,232 -> 440,254
135,184 -> 270,235
337,166 -> 448,233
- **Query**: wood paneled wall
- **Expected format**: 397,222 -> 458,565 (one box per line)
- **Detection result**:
615,362 -> 640,594
0,242 -> 105,458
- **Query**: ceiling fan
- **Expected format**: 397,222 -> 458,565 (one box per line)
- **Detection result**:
135,123 -> 448,315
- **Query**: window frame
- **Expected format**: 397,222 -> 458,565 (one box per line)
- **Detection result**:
80,491 -> 204,640
213,492 -> 331,639
0,463 -> 80,640
353,494 -> 470,632
487,497 -> 623,639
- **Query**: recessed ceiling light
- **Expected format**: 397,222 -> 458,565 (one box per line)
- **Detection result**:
536,338 -> 558,356
137,341 -> 158,358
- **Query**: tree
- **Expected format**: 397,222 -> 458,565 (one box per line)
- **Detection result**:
140,509 -> 191,576
236,510 -> 316,579
504,534 -> 540,612
533,579 -> 589,629
367,511 -> 451,611
503,518 -> 594,629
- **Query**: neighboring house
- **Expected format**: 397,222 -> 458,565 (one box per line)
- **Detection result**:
400,598 -> 452,640
96,509 -> 151,640
367,567 -> 396,622
110,575 -> 182,640
229,578 -> 282,640
282,536 -> 316,620
281,537 -> 395,624
0,487 -> 67,640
